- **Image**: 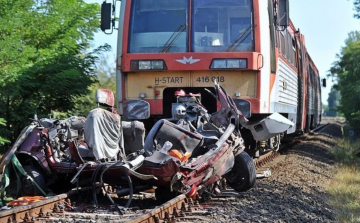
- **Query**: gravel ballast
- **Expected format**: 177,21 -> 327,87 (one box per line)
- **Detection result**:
209,124 -> 341,223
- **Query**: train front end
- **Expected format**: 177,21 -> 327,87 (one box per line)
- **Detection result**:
102,0 -> 295,156
119,0 -> 262,122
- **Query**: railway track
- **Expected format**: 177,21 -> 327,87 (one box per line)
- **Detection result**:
0,123 -> 337,223
0,191 -> 73,223
0,189 -> 240,223
0,165 -> 282,222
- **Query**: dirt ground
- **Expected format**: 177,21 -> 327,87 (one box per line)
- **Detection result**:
206,124 -> 341,223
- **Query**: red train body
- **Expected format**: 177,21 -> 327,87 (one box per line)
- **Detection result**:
105,0 -> 322,156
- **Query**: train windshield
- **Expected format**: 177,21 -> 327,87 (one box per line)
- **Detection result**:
128,0 -> 254,53
128,0 -> 188,53
192,0 -> 254,52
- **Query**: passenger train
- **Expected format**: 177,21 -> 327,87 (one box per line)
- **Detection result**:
101,0 -> 323,157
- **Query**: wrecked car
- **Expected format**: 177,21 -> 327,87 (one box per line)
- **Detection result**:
0,89 -> 155,208
138,81 -> 257,198
0,81 -> 293,206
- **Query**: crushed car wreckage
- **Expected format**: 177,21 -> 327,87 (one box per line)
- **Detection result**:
0,89 -> 155,208
0,82 -> 293,207
138,82 -> 255,197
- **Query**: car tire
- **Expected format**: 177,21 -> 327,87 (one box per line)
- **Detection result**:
225,151 -> 256,192
22,164 -> 47,196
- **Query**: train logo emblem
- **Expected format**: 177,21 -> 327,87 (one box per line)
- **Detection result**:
176,56 -> 201,65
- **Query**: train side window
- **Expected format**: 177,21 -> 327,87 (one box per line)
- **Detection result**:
286,31 -> 292,64
298,47 -> 303,74
280,31 -> 286,56
285,31 -> 296,67
292,38 -> 297,68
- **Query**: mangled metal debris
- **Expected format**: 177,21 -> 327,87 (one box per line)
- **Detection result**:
0,82 -> 293,208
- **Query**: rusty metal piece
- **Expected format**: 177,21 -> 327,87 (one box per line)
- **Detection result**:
254,151 -> 279,169
221,178 -> 227,190
7,216 -> 15,223
169,216 -> 177,223
21,212 -> 30,222
187,204 -> 193,212
181,202 -> 186,212
172,207 -> 179,217
52,203 -> 59,213
130,194 -> 186,223
0,190 -> 77,223
58,204 -> 64,212
189,198 -> 194,205
179,210 -> 186,217
154,216 -> 160,223
37,208 -> 44,217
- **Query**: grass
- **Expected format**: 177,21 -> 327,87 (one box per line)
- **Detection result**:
328,139 -> 360,223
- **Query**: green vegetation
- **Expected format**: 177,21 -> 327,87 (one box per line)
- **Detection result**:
0,0 -> 109,152
329,31 -> 360,129
328,139 -> 360,222
328,0 -> 360,129
0,119 -> 9,146
72,53 -> 116,116
325,87 -> 340,117
327,4 -> 360,219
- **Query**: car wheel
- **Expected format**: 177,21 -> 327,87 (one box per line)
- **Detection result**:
225,151 -> 256,192
22,164 -> 47,196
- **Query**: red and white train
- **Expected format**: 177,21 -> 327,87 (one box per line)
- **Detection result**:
101,0 -> 323,156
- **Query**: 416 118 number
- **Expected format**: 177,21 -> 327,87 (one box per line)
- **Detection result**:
196,76 -> 225,83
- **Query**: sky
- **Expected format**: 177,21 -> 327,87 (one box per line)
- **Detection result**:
289,0 -> 359,105
87,0 -> 360,105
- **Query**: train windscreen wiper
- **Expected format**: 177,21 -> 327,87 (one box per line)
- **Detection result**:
160,24 -> 186,53
225,25 -> 255,52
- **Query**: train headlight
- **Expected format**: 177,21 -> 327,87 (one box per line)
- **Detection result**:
138,61 -> 151,70
212,59 -> 227,68
152,60 -> 164,69
210,59 -> 247,69
131,60 -> 167,71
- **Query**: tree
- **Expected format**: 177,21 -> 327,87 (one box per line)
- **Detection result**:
0,119 -> 9,146
354,0 -> 360,19
72,52 -> 116,116
327,87 -> 340,117
329,31 -> 360,127
0,0 -> 105,152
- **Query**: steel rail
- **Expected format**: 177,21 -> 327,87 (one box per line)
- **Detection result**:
0,190 -> 76,223
130,194 -> 187,223
311,123 -> 330,133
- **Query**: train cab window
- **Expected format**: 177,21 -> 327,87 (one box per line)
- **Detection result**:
192,0 -> 254,52
128,0 -> 188,53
